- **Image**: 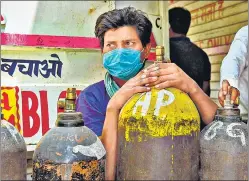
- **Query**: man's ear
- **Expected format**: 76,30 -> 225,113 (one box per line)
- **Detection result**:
144,43 -> 151,59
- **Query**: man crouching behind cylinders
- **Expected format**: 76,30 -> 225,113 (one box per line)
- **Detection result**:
76,7 -> 219,180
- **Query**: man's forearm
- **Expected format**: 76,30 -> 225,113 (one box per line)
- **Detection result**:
189,82 -> 218,125
102,107 -> 120,180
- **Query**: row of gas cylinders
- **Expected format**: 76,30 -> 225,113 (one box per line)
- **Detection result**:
1,87 -> 248,180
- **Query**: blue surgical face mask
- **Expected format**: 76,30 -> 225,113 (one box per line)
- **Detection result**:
103,48 -> 145,80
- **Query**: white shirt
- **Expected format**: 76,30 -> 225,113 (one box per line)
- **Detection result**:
220,25 -> 248,111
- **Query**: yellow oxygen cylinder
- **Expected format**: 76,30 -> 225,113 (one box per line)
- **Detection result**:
117,46 -> 201,180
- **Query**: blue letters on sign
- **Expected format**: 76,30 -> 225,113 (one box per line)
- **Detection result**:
1,54 -> 63,78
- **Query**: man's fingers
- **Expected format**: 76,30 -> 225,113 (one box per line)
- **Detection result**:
136,69 -> 149,78
218,89 -> 225,107
133,86 -> 151,94
230,87 -> 240,105
144,73 -> 177,87
147,80 -> 161,87
222,80 -> 230,95
144,62 -> 175,71
145,63 -> 160,71
136,76 -> 158,86
143,64 -> 161,76
220,84 -> 239,107
142,72 -> 180,87
133,70 -> 150,82
148,66 -> 178,77
154,80 -> 178,90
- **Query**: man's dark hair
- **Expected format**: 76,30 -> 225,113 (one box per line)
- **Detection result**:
95,7 -> 152,49
169,7 -> 191,35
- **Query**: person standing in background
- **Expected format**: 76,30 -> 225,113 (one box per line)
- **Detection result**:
168,7 -> 211,97
168,7 -> 212,129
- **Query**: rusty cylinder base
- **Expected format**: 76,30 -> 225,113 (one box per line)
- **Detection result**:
117,129 -> 199,180
33,158 -> 105,180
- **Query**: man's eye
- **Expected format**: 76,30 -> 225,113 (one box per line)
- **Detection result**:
106,44 -> 115,49
126,41 -> 134,46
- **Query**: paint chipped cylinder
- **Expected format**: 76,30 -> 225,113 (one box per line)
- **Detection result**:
117,87 -> 200,180
32,88 -> 106,180
200,106 -> 248,180
1,114 -> 27,180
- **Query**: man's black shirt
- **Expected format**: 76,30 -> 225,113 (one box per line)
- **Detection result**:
170,37 -> 211,89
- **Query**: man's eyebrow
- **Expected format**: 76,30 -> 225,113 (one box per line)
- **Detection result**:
122,39 -> 137,41
105,39 -> 138,44
105,41 -> 116,44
